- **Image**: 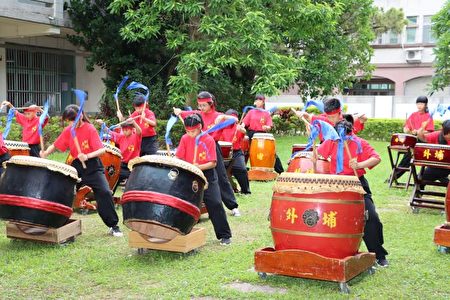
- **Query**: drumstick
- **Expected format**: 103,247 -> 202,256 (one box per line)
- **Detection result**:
290,108 -> 311,133
344,141 -> 358,177
112,115 -> 140,128
73,136 -> 87,169
193,144 -> 198,165
140,102 -> 146,124
312,141 -> 317,173
40,136 -> 44,153
166,143 -> 171,156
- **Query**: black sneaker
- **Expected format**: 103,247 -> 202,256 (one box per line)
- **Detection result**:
376,258 -> 389,267
220,238 -> 231,246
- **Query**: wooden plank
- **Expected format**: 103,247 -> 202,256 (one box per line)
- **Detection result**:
6,219 -> 82,244
434,225 -> 450,247
129,227 -> 206,253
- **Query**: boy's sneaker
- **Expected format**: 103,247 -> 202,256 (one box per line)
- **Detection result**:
231,208 -> 241,217
109,226 -> 123,237
376,258 -> 389,267
220,238 -> 231,246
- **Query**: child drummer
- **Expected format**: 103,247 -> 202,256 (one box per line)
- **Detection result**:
176,113 -> 233,245
315,120 -> 389,267
117,95 -> 158,156
1,100 -> 49,157
40,104 -> 123,237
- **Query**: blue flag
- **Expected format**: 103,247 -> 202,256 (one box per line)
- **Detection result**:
114,76 -> 129,102
165,115 -> 178,146
2,108 -> 15,139
38,100 -> 49,136
71,89 -> 87,137
303,100 -> 325,113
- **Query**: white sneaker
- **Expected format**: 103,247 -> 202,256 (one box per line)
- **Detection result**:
108,226 -> 123,237
231,208 -> 241,217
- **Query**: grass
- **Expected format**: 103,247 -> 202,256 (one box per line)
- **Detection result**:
0,136 -> 449,299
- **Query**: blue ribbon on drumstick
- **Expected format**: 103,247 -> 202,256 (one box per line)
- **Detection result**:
2,107 -> 15,139
194,118 -> 237,160
126,81 -> 149,102
114,76 -> 129,102
165,114 -> 178,146
302,100 -> 325,113
336,125 -> 362,174
71,89 -> 86,137
38,100 -> 49,137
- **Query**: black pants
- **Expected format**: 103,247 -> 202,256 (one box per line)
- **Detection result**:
0,152 -> 11,176
140,136 -> 159,156
29,144 -> 41,157
247,130 -> 284,174
215,142 -> 238,210
112,162 -> 131,195
203,169 -> 232,240
229,150 -> 250,194
422,167 -> 450,184
359,176 -> 388,260
72,158 -> 119,228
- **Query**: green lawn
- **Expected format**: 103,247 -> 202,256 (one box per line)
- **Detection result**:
0,136 -> 448,299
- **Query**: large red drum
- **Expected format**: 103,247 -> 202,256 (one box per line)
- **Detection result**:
249,133 -> 275,171
270,173 -> 365,259
291,144 -> 307,155
5,140 -> 30,156
287,151 -> 330,174
413,143 -> 450,168
390,133 -> 417,150
218,141 -> 233,162
446,183 -> 450,224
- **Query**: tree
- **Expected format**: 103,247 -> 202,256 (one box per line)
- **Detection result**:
109,0 -> 406,103
431,0 -> 450,92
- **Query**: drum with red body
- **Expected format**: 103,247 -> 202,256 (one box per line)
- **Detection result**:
218,141 -> 233,162
390,133 -> 417,150
413,143 -> 450,168
5,140 -> 30,156
270,173 -> 365,259
0,156 -> 79,228
291,144 -> 308,155
121,155 -> 207,242
287,151 -> 330,174
249,133 -> 276,171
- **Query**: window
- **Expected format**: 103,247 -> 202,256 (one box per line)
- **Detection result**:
406,16 -> 417,44
372,30 -> 400,45
422,15 -> 436,44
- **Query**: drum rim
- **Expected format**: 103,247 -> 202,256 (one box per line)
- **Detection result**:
4,140 -> 31,150
128,155 -> 208,184
102,142 -> 123,158
415,142 -> 450,150
4,155 -> 80,181
253,133 -> 274,139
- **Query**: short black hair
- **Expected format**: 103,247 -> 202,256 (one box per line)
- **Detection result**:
342,114 -> 354,125
184,113 -> 204,129
62,104 -> 90,123
335,119 -> 353,135
324,98 -> 341,113
225,109 -> 238,117
442,120 -> 450,135
416,95 -> 428,104
132,94 -> 146,106
197,91 -> 213,101
255,94 -> 265,101
24,101 -> 36,108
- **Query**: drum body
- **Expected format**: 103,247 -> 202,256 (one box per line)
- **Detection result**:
0,156 -> 79,228
218,141 -> 233,162
122,155 -> 207,242
390,133 -> 417,150
413,143 -> 450,168
66,142 -> 122,190
287,152 -> 330,174
446,184 -> 450,223
5,140 -> 30,156
249,133 -> 275,169
241,135 -> 250,164
270,173 -> 365,259
291,144 -> 307,155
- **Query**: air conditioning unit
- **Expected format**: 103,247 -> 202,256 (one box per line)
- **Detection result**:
405,48 -> 423,63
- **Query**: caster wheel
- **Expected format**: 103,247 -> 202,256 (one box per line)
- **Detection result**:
258,272 -> 267,279
411,207 -> 419,214
368,266 -> 376,275
339,282 -> 350,294
137,248 -> 145,255
437,246 -> 449,254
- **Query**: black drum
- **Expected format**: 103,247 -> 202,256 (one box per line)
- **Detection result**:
0,156 -> 80,228
121,155 -> 208,242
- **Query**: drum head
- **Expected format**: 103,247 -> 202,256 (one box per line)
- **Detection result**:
253,133 -> 274,140
102,142 -> 122,158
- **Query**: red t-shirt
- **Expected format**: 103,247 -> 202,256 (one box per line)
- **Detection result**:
176,133 -> 217,165
405,111 -> 434,131
242,109 -> 272,132
317,135 -> 380,177
15,112 -> 49,144
130,109 -> 157,137
424,131 -> 449,145
0,134 -> 8,155
54,123 -> 104,158
219,123 -> 244,150
111,131 -> 142,163
180,109 -> 223,141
